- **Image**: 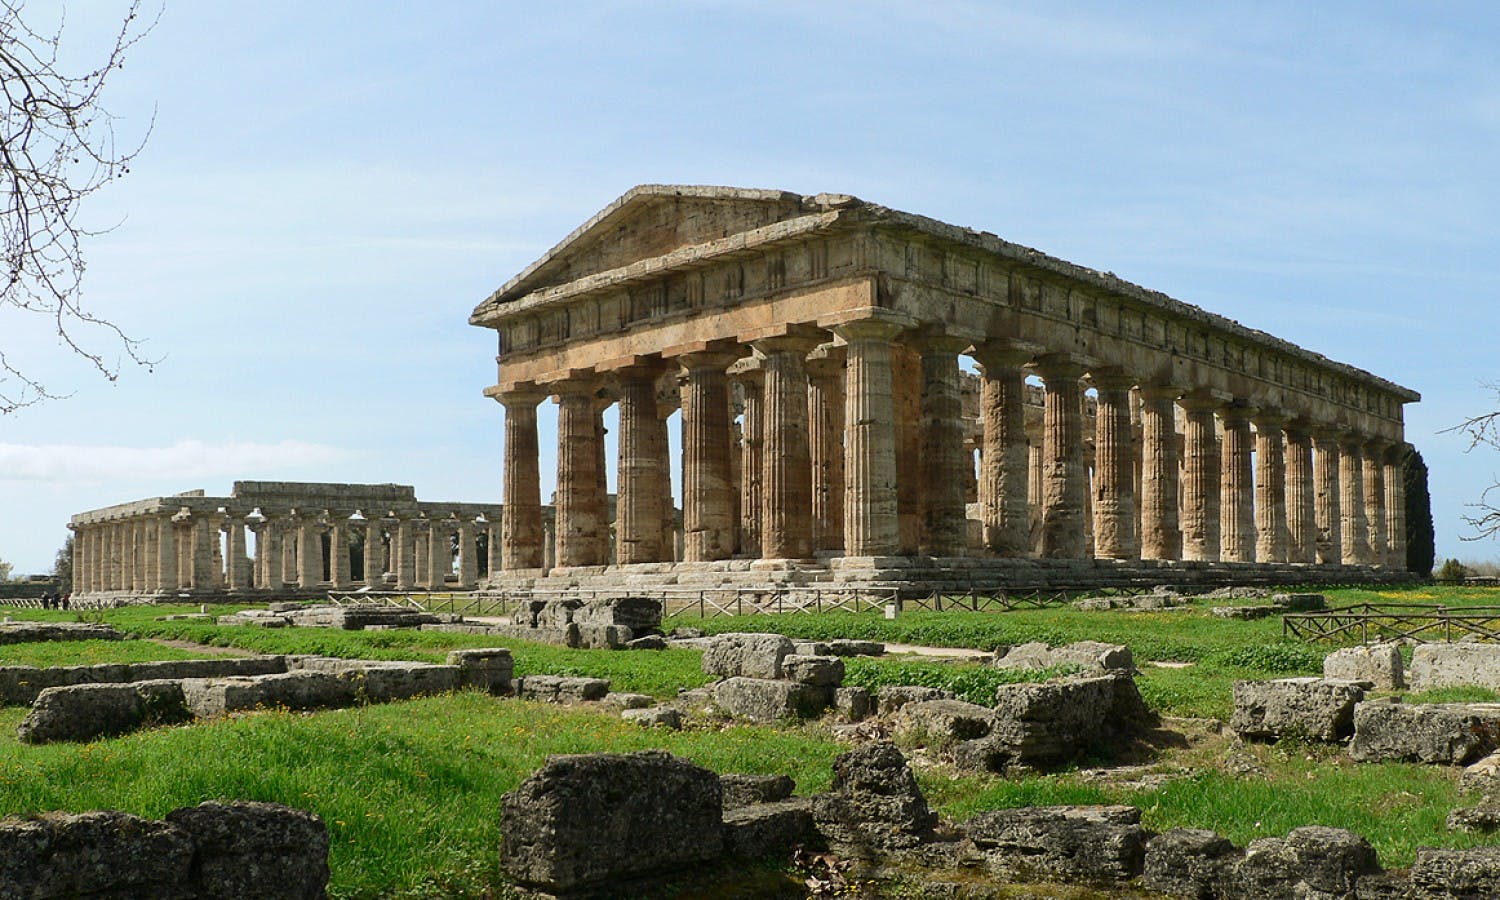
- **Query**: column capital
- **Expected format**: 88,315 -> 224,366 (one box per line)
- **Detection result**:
494,386 -> 549,408
971,342 -> 1036,371
750,333 -> 823,357
805,348 -> 846,381
677,349 -> 743,372
1137,383 -> 1184,402
1177,389 -> 1232,413
1220,401 -> 1260,423
1252,410 -> 1289,430
1030,353 -> 1089,381
1085,369 -> 1137,392
551,376 -> 603,398
830,317 -> 907,343
906,330 -> 974,356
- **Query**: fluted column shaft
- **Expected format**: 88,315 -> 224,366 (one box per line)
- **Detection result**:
500,391 -> 545,570
976,352 -> 1030,556
1340,436 -> 1370,565
1221,405 -> 1257,563
1253,416 -> 1289,563
329,519 -> 352,589
458,520 -> 478,588
1363,441 -> 1388,567
918,337 -> 969,556
1090,375 -> 1137,559
1180,397 -> 1222,562
428,521 -> 450,587
555,383 -> 606,567
681,353 -> 738,562
737,369 -> 764,557
1138,387 -> 1182,560
836,320 -> 903,556
260,519 -> 283,589
227,519 -> 252,590
154,519 -> 176,591
485,523 -> 501,578
1285,427 -> 1316,563
394,518 -> 416,589
364,521 -> 384,584
1385,446 -> 1408,570
297,517 -> 321,587
756,336 -> 818,560
807,352 -> 846,554
1313,432 -> 1343,565
1035,358 -> 1088,559
616,369 -> 667,564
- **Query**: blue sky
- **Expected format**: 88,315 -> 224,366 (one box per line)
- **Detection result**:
1,1 -> 1497,573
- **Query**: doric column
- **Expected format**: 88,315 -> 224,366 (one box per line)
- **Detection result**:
974,347 -> 1031,557
1385,444 -> 1408,570
1026,413 -> 1045,555
127,521 -> 142,592
497,389 -> 545,571
592,396 -> 611,565
190,515 -> 215,589
486,520 -> 501,579
555,380 -> 606,568
1340,435 -> 1370,565
259,517 -> 283,590
1179,394 -> 1223,562
1253,414 -> 1289,563
364,520 -> 384,585
679,351 -> 738,562
329,516 -> 352,589
227,516 -> 252,591
916,335 -> 970,556
806,347 -> 847,554
893,345 -> 923,554
296,515 -> 322,588
1313,430 -> 1343,565
156,517 -> 178,591
1033,356 -> 1088,559
735,364 -> 764,557
1089,371 -> 1137,559
1363,440 -> 1389,567
1138,386 -> 1182,560
1220,403 -> 1257,563
458,519 -> 478,588
834,319 -> 905,557
427,519 -> 450,587
394,517 -> 416,589
656,383 -> 678,561
1284,425 -> 1316,563
753,335 -> 820,560
615,365 -> 669,564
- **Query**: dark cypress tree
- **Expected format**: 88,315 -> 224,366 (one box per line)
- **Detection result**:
1404,446 -> 1435,576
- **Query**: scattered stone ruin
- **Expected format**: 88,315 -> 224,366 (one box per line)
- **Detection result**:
69,481 -> 502,601
473,184 -> 1419,596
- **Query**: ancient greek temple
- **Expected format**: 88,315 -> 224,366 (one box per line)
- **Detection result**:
70,482 -> 502,599
471,185 -> 1419,591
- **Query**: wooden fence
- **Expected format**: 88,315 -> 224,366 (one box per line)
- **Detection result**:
1283,603 -> 1500,644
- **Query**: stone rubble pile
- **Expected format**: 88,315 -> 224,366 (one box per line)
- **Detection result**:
703,632 -> 845,721
217,603 -> 445,630
991,639 -> 1134,673
1211,592 -> 1327,620
0,655 -> 288,705
424,596 -> 666,650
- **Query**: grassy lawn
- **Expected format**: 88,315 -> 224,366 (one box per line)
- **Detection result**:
0,638 -> 215,669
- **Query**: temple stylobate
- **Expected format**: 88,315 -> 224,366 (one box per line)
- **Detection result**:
472,185 -> 1420,591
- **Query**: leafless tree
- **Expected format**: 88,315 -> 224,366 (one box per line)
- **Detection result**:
1448,382 -> 1500,540
0,0 -> 159,412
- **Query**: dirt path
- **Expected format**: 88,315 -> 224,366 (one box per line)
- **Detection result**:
878,642 -> 992,660
148,638 -> 259,657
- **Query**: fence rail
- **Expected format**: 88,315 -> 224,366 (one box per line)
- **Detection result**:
1283,603 -> 1500,644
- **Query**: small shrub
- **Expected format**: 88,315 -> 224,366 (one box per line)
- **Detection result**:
1208,643 -> 1323,675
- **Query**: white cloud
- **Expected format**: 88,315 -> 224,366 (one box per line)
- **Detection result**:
0,440 -> 348,484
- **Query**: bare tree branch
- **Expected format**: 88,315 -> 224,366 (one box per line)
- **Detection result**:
0,0 -> 161,412
1444,381 -> 1500,540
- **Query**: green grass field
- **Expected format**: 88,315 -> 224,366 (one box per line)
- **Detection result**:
0,638 -> 214,669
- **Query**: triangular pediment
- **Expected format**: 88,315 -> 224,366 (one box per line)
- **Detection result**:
476,185 -> 838,313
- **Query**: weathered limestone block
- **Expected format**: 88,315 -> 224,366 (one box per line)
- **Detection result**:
1324,643 -> 1405,691
1348,701 -> 1500,765
337,662 -> 461,703
702,632 -> 795,680
1411,847 -> 1500,898
1231,678 -> 1367,742
535,598 -> 584,629
1411,643 -> 1500,692
1273,592 -> 1327,611
625,635 -> 667,650
500,751 -> 723,895
783,653 -> 845,686
982,674 -> 1154,769
0,621 -> 123,644
621,706 -> 682,729
876,685 -> 956,716
794,641 -> 834,656
720,773 -> 795,809
993,640 -> 1133,673
18,680 -> 191,744
835,685 -> 873,721
963,805 -> 1148,886
572,596 -> 663,634
1220,827 -> 1380,900
812,742 -> 936,856
1460,750 -> 1500,793
1213,605 -> 1280,620
826,639 -> 885,657
895,699 -> 996,744
181,672 -> 358,718
0,656 -> 288,706
602,691 -> 654,710
713,677 -> 830,721
446,648 -> 513,694
1142,827 -> 1239,899
515,674 -> 610,704
163,800 -> 329,900
722,798 -> 816,860
0,809 -> 195,896
422,621 -> 581,648
576,623 -> 634,649
1447,802 -> 1500,833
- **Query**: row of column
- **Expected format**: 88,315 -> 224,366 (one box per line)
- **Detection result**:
74,513 -> 500,593
496,326 -> 1409,572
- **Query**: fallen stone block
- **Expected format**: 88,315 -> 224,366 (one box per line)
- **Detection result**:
826,639 -> 884,657
720,773 -> 795,809
622,707 -> 681,729
964,805 -> 1148,886
1231,678 -> 1367,743
783,653 -> 845,686
1411,846 -> 1500,898
1142,827 -> 1239,899
895,699 -> 995,744
794,641 -> 834,656
1324,643 -> 1405,691
722,798 -> 816,860
535,598 -> 584,629
446,648 -> 513,694
1411,643 -> 1500,692
0,809 -> 195,895
1274,593 -> 1327,611
985,673 -> 1152,769
181,671 -> 358,718
18,680 -> 192,744
702,632 -> 795,680
1349,700 -> 1500,765
713,677 -> 829,721
876,685 -> 955,716
573,596 -> 662,634
993,640 -> 1133,673
1460,750 -> 1500,793
337,662 -> 460,703
1447,802 -> 1500,833
835,686 -> 873,721
500,750 -> 723,895
812,742 -> 935,856
625,635 -> 666,650
1220,826 -> 1380,900
0,622 -> 123,644
1213,605 -> 1279,620
575,623 -> 634,649
164,800 -> 329,899
602,691 -> 653,710
515,674 -> 610,703
0,656 -> 289,706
